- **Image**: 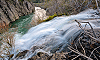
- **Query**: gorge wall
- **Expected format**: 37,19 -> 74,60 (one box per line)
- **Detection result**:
0,0 -> 35,27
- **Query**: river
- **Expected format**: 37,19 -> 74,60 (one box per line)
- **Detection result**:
0,13 -> 34,59
0,9 -> 100,60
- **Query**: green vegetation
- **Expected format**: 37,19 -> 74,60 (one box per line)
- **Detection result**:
39,12 -> 68,23
45,14 -> 57,21
39,13 -> 57,23
38,13 -> 68,24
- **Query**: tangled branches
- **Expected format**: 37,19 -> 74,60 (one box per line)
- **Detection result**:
66,20 -> 100,60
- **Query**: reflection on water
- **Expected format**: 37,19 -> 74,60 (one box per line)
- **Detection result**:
0,13 -> 34,59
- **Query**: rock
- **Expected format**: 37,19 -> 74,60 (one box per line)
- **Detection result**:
25,1 -> 33,13
15,50 -> 29,59
9,54 -> 14,59
23,1 -> 30,15
0,0 -> 35,27
6,1 -> 19,20
28,52 -> 67,60
1,0 -> 15,21
51,53 -> 66,60
13,0 -> 24,16
28,52 -> 52,60
0,8 -> 10,27
34,7 -> 48,21
31,7 -> 48,25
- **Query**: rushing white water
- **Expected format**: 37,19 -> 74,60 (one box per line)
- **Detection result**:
13,9 -> 100,59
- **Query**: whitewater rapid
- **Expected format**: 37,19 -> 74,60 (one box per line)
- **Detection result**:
13,9 -> 100,59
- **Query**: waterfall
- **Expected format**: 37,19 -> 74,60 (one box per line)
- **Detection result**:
11,9 -> 100,60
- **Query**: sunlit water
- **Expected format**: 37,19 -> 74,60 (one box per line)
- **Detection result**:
0,9 -> 100,60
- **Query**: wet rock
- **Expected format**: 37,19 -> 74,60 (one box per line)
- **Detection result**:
51,53 -> 66,60
28,52 -> 52,60
27,52 -> 68,60
15,50 -> 29,59
9,54 -> 14,59
31,46 -> 40,52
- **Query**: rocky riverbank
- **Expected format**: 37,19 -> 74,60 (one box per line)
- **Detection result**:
0,0 -> 35,27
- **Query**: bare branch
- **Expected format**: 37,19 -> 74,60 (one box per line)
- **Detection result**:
89,46 -> 100,58
78,38 -> 86,55
75,20 -> 100,42
68,47 -> 93,60
72,55 -> 80,60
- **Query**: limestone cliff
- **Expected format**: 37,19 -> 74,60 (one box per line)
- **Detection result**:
0,0 -> 35,27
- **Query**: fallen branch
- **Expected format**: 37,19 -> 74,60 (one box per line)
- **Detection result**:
85,33 -> 100,42
93,53 -> 98,60
75,20 -> 100,42
68,47 -> 93,60
75,20 -> 97,38
67,23 -> 100,60
81,22 -> 97,38
89,46 -> 100,58
78,37 -> 86,55
72,55 -> 80,60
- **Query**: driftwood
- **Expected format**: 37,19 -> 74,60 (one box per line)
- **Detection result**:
75,20 -> 100,42
68,47 -> 93,60
65,20 -> 100,60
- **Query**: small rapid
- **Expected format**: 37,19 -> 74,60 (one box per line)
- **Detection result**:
11,9 -> 100,60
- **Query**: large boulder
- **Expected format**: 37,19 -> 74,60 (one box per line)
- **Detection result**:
34,7 -> 48,21
31,7 -> 48,25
